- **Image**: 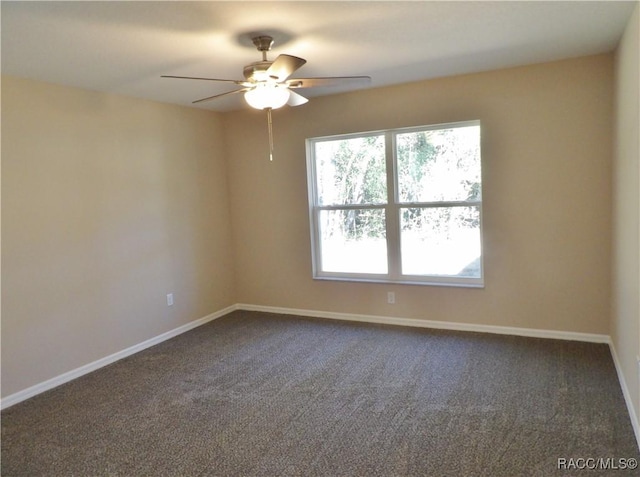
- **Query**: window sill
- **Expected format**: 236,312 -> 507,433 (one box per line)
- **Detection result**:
312,275 -> 485,289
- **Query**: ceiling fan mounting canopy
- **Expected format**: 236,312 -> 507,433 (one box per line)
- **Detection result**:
252,35 -> 275,53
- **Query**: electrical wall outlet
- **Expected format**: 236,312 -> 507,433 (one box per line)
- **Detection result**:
167,293 -> 174,307
387,292 -> 395,304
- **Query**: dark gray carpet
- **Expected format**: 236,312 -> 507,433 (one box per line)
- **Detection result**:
2,310 -> 639,476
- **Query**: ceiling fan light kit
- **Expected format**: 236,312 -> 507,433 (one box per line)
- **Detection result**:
162,35 -> 371,159
244,83 -> 290,110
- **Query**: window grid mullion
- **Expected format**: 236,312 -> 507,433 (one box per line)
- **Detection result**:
385,131 -> 401,279
398,200 -> 482,209
316,204 -> 387,211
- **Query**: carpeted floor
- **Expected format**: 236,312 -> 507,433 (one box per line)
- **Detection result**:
2,310 -> 639,476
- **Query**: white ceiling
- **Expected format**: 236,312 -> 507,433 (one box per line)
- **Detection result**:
1,1 -> 637,112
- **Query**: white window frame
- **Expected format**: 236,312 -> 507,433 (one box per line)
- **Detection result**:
306,120 -> 484,288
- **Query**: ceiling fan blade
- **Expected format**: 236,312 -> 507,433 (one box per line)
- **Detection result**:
286,76 -> 371,89
266,54 -> 307,82
192,88 -> 249,104
162,75 -> 248,86
287,90 -> 309,107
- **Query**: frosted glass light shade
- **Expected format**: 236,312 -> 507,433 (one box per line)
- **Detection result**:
244,83 -> 291,110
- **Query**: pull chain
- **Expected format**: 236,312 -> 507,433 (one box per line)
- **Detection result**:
267,107 -> 274,161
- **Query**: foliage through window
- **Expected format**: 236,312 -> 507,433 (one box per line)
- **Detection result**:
306,121 -> 483,287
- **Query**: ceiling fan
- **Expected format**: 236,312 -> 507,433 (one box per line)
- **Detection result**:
162,35 -> 371,160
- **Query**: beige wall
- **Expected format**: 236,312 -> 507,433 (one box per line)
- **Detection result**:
225,54 -> 613,335
1,53 -> 617,401
1,77 -> 236,397
613,4 -> 640,429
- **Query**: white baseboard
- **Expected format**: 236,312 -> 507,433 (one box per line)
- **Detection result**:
609,343 -> 640,449
0,305 -> 238,410
0,302 -> 613,412
3,301 -> 637,452
237,303 -> 610,343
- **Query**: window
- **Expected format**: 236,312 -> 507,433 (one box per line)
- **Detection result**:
306,120 -> 483,287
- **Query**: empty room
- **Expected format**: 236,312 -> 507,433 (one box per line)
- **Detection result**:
2,1 -> 639,475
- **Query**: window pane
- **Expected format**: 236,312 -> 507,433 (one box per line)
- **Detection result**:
314,135 -> 387,206
401,207 -> 481,277
319,209 -> 387,274
396,125 -> 481,203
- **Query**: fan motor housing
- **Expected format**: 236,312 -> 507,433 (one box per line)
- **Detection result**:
243,61 -> 274,82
